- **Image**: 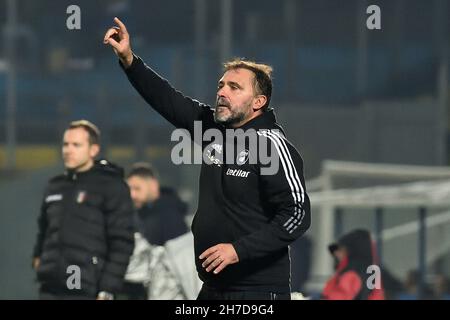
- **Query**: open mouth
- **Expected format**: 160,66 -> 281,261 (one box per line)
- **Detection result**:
215,107 -> 226,113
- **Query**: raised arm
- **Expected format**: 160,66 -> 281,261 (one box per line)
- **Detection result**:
104,17 -> 211,132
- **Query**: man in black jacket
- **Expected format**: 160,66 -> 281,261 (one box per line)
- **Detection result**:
104,18 -> 311,300
32,120 -> 135,300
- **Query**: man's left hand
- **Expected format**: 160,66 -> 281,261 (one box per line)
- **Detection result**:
199,243 -> 239,274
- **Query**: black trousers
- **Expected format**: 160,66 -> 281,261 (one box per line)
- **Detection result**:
39,284 -> 95,300
197,285 -> 291,300
39,290 -> 94,300
116,281 -> 147,300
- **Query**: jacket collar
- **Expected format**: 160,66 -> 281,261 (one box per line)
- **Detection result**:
233,108 -> 284,133
64,159 -> 124,180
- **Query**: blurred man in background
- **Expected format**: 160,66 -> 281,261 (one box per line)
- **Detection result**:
32,120 -> 135,300
432,274 -> 450,300
126,162 -> 188,245
120,162 -> 190,299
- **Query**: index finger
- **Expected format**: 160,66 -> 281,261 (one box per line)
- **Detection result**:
114,17 -> 128,34
199,245 -> 218,260
103,27 -> 118,43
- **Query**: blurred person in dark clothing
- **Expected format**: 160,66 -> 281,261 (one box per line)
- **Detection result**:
432,274 -> 450,300
119,162 -> 188,299
32,120 -> 135,300
377,267 -> 403,300
397,269 -> 434,300
397,270 -> 420,300
126,162 -> 188,246
322,229 -> 385,300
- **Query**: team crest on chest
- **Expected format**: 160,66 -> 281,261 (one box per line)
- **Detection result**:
237,149 -> 249,165
76,191 -> 87,203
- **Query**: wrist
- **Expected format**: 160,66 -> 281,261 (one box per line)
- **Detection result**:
120,52 -> 134,69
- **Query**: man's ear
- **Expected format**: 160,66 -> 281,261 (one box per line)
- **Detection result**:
253,95 -> 267,111
90,144 -> 100,158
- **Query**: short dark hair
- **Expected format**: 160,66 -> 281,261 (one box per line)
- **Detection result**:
67,120 -> 100,145
127,162 -> 158,180
223,59 -> 273,111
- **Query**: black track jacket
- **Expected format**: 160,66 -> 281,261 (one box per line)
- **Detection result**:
121,55 -> 311,293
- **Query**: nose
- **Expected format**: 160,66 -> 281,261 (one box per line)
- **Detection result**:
217,85 -> 227,97
63,145 -> 73,156
217,92 -> 230,107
